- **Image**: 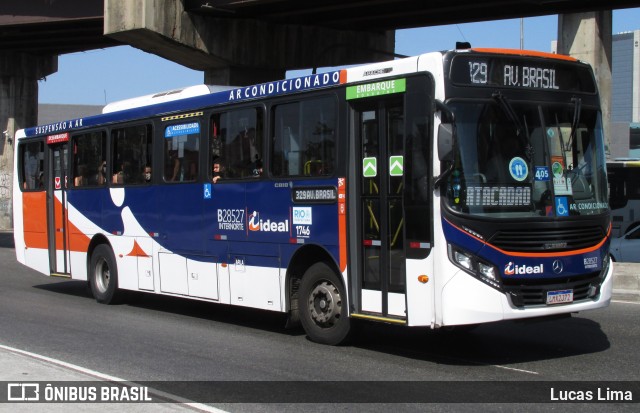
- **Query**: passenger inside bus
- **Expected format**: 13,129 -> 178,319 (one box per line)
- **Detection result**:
74,165 -> 87,187
113,161 -> 131,184
168,153 -> 183,182
143,165 -> 152,183
212,157 -> 227,183
96,160 -> 106,185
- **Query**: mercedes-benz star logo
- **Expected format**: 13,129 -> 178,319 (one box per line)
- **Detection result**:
552,259 -> 564,274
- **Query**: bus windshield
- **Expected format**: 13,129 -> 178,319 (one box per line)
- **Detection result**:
445,99 -> 608,218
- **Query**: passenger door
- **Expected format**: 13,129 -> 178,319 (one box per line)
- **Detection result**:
352,96 -> 408,319
347,75 -> 434,324
45,136 -> 71,275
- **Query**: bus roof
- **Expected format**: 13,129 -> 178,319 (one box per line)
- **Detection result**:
470,48 -> 578,62
102,84 -> 235,114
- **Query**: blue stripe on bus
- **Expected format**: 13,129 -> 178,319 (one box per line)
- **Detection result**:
67,179 -> 341,269
442,218 -> 607,279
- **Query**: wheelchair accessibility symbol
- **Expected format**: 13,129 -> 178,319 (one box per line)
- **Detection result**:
555,196 -> 569,216
204,183 -> 212,199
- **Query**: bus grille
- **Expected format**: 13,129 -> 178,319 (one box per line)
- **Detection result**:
489,226 -> 604,253
503,273 -> 602,307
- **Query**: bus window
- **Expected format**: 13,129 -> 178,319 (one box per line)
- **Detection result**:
210,107 -> 263,181
608,161 -> 640,236
164,122 -> 199,182
72,131 -> 106,188
271,96 -> 336,178
112,124 -> 152,185
20,141 -> 44,191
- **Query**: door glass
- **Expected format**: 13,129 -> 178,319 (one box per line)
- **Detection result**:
360,109 -> 381,290
387,104 -> 405,293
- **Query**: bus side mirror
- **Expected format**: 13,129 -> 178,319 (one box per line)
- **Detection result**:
438,123 -> 454,162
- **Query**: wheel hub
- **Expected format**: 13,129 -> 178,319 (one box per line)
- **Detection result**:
95,257 -> 110,293
308,281 -> 342,327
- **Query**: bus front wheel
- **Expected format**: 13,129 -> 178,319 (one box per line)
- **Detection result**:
299,262 -> 350,345
89,244 -> 121,304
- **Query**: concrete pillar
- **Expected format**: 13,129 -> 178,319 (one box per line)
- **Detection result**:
557,11 -> 612,155
104,0 -> 394,86
204,67 -> 285,87
0,53 -> 57,230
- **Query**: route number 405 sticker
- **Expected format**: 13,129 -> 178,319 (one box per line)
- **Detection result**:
535,166 -> 550,181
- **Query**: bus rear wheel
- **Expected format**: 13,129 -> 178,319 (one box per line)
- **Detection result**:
89,244 -> 121,304
299,262 -> 351,345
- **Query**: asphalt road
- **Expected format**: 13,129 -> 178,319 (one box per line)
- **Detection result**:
1,234 -> 638,412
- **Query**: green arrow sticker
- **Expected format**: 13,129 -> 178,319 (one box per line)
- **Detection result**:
389,155 -> 404,176
363,157 -> 377,177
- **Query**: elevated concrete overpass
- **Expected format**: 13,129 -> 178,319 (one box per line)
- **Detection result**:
182,0 -> 638,30
1,0 -> 640,229
2,1 -> 640,54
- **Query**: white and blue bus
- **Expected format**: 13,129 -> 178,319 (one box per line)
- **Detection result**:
13,47 -> 612,344
607,159 -> 640,238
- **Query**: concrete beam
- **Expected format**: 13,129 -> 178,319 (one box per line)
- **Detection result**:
557,11 -> 612,154
0,52 -> 57,230
104,0 -> 394,85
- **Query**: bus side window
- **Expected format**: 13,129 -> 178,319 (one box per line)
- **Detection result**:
20,141 -> 44,191
271,96 -> 336,178
112,124 -> 152,185
210,108 -> 263,181
164,122 -> 199,183
72,131 -> 106,188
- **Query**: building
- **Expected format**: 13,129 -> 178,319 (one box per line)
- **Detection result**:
554,31 -> 640,159
38,104 -> 103,126
611,30 -> 640,159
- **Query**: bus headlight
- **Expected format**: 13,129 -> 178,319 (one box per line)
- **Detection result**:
453,250 -> 472,270
448,244 -> 501,289
478,262 -> 497,281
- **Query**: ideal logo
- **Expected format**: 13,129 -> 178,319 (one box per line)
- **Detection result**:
504,262 -> 544,275
248,211 -> 289,232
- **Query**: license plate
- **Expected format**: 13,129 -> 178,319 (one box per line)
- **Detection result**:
546,289 -> 573,305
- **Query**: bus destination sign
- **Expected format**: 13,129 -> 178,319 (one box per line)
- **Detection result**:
292,186 -> 337,204
450,55 -> 596,93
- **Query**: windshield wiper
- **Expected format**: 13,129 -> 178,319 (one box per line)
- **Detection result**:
492,92 -> 523,136
492,92 -> 533,161
566,97 -> 582,151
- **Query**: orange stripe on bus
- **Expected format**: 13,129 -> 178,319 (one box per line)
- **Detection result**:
65,201 -> 91,253
471,48 -> 578,62
338,177 -> 347,273
339,69 -> 348,85
127,240 -> 150,257
23,192 -> 48,249
445,217 -> 609,258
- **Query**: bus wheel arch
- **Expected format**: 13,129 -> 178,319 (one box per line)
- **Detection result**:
286,245 -> 338,325
287,246 -> 350,345
87,238 -> 121,304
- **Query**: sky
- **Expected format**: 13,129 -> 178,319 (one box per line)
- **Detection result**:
38,8 -> 640,106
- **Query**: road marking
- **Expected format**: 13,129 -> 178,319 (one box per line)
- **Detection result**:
0,343 -> 228,413
492,364 -> 539,375
612,299 -> 640,305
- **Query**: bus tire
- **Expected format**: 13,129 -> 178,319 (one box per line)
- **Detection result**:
89,244 -> 121,304
299,262 -> 350,345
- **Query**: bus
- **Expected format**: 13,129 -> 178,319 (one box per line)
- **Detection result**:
13,47 -> 612,345
607,159 -> 640,238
